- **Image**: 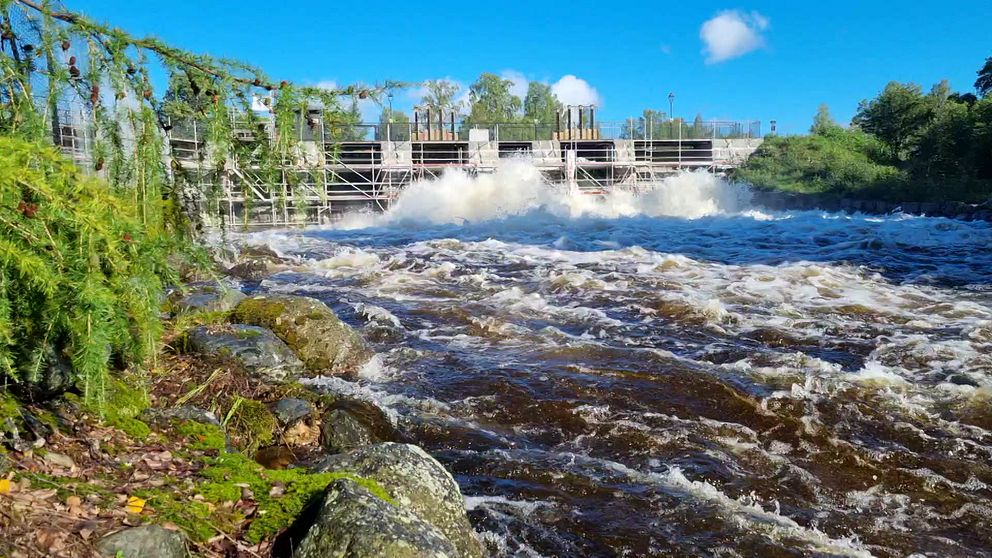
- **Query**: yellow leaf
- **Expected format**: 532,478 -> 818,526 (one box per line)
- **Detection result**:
125,496 -> 145,514
0,479 -> 10,495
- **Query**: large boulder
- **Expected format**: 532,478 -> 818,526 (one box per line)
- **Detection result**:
184,324 -> 304,383
97,525 -> 186,558
320,398 -> 399,454
231,294 -> 372,374
293,478 -> 457,558
312,443 -> 482,558
170,281 -> 246,315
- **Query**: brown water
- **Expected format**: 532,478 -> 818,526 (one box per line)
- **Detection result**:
242,167 -> 992,557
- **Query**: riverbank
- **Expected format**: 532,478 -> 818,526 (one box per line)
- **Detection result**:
0,252 -> 483,557
749,189 -> 992,220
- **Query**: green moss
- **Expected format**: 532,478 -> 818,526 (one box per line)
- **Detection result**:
0,392 -> 20,434
194,452 -> 393,543
231,298 -> 287,328
174,420 -> 227,452
170,309 -> 231,337
224,398 -> 277,452
94,375 -> 152,440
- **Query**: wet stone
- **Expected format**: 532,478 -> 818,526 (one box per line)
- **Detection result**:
171,281 -> 246,314
97,525 -> 186,558
184,325 -> 304,383
271,398 -> 315,426
319,398 -> 398,454
231,294 -> 373,375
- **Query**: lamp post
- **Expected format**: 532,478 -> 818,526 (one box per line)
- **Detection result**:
668,92 -> 675,122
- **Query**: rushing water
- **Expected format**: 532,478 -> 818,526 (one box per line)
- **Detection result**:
243,161 -> 992,557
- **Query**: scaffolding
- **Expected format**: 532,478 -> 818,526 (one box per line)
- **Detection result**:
50,106 -> 763,228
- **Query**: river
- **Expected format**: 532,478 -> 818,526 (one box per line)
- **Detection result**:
242,161 -> 992,557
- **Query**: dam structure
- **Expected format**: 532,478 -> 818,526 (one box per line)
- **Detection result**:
54,104 -> 763,227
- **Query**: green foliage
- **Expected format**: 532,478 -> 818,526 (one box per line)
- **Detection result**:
466,73 -> 522,125
976,56 -> 992,98
0,137 -> 169,402
737,127 -> 906,198
811,103 -> 840,135
522,82 -> 560,128
743,60 -> 992,203
420,79 -> 462,112
853,81 -> 931,157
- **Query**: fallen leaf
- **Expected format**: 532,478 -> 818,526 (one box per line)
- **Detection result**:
0,478 -> 11,495
125,495 -> 145,514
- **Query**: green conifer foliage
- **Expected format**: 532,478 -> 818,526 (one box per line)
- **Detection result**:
0,136 -> 166,403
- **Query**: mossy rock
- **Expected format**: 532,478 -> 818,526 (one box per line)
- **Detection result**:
293,478 -> 457,558
183,324 -> 304,384
231,295 -> 372,375
312,443 -> 483,558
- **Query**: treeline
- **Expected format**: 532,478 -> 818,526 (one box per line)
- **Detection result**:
737,58 -> 992,202
376,73 -> 565,140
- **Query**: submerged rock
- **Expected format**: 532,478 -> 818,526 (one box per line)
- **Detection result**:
293,478 -> 457,558
184,325 -> 303,383
97,525 -> 186,558
319,398 -> 399,454
312,443 -> 482,558
171,281 -> 246,314
231,294 -> 372,375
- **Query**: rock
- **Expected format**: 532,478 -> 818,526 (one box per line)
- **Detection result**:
226,259 -> 271,282
142,405 -> 222,428
13,345 -> 74,401
42,450 -> 75,469
97,525 -> 186,558
312,443 -> 482,558
271,398 -> 315,426
320,399 -> 399,454
171,281 -> 246,314
293,478 -> 457,558
231,294 -> 372,375
184,325 -> 304,383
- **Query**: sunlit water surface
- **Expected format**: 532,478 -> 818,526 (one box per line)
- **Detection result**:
240,162 -> 992,557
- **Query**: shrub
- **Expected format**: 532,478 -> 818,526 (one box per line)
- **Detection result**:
0,137 -> 175,404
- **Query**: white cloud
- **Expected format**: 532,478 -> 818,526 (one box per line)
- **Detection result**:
699,10 -> 769,64
551,75 -> 602,107
501,70 -> 528,100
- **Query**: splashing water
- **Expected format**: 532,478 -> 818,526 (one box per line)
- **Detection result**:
242,165 -> 992,557
336,160 -> 753,228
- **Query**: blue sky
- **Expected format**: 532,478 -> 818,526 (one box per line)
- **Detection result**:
67,0 -> 992,134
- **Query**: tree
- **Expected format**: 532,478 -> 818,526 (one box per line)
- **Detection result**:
852,82 -> 930,157
420,80 -> 462,112
522,82 -> 560,127
466,73 -> 522,124
811,103 -> 840,135
975,56 -> 992,98
377,108 -> 411,141
691,113 -> 706,138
